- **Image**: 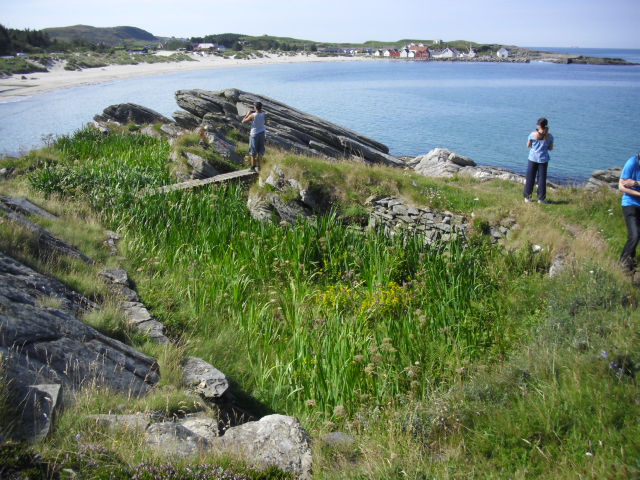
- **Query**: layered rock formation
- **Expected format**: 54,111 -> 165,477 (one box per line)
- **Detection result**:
173,88 -> 403,167
585,167 -> 621,192
94,103 -> 174,125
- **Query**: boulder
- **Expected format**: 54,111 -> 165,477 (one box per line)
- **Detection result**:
182,356 -> 230,399
172,110 -> 202,130
205,133 -> 243,165
586,167 -> 622,192
99,268 -> 129,286
15,384 -> 62,443
0,253 -> 160,399
182,151 -> 220,179
160,124 -> 184,137
120,301 -> 169,345
94,103 -> 174,125
213,415 -> 312,479
146,422 -> 210,457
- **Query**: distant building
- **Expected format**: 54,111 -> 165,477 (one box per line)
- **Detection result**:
497,48 -> 509,58
195,43 -> 217,51
16,53 -> 28,58
415,50 -> 430,59
432,39 -> 443,44
410,45 -> 429,53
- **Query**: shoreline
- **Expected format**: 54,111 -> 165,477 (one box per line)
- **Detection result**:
0,53 -> 374,103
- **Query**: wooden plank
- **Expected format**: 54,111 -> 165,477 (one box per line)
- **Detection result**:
143,169 -> 258,195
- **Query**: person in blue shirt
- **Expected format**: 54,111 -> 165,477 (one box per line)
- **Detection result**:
524,118 -> 554,204
618,152 -> 640,270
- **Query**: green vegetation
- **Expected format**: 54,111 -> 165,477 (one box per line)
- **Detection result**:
0,57 -> 47,75
0,124 -> 638,478
43,24 -> 158,47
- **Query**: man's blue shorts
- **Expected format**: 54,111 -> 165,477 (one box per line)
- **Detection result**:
249,131 -> 266,156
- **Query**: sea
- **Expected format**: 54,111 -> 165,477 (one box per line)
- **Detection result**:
1,47 -> 639,183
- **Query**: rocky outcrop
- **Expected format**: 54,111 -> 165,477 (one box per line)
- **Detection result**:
182,356 -> 230,400
411,148 -> 526,183
585,167 -> 621,192
144,414 -> 312,479
174,88 -> 402,167
0,202 -> 94,265
94,103 -> 174,125
0,251 -> 160,442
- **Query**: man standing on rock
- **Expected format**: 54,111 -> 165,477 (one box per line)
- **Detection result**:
618,151 -> 640,271
242,101 -> 266,172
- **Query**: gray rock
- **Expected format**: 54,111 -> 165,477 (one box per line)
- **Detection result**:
177,417 -> 220,441
176,90 -> 238,118
89,122 -> 111,134
586,167 -> 622,192
549,253 -> 568,278
173,110 -> 202,130
183,151 -> 220,179
160,123 -> 184,137
183,356 -> 229,399
0,253 -> 159,398
99,268 -> 129,286
15,384 -> 61,443
94,103 -> 174,125
269,194 -> 314,224
106,284 -> 140,302
0,197 -> 57,219
213,415 -> 312,479
0,203 -> 94,265
140,125 -> 161,139
206,133 -> 243,165
146,422 -> 210,457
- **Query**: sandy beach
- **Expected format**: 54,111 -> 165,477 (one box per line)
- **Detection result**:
0,52 -> 373,102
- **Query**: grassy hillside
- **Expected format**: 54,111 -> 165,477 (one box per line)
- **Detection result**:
0,125 -> 638,478
44,24 -> 158,46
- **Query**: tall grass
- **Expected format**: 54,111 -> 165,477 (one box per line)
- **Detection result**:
27,128 -> 552,418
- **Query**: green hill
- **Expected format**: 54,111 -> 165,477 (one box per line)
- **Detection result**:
43,25 -> 158,46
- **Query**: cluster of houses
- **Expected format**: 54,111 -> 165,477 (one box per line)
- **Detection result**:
319,43 -> 510,59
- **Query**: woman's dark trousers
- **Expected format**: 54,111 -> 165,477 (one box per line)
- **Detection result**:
620,205 -> 640,269
523,160 -> 548,201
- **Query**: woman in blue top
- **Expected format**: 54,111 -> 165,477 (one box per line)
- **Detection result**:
618,152 -> 640,270
523,118 -> 554,204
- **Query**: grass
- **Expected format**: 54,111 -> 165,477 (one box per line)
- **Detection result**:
0,125 -> 638,478
0,57 -> 48,76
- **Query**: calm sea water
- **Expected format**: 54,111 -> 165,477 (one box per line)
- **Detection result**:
1,50 -> 639,183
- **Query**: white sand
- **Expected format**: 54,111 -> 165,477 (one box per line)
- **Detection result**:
0,52 -> 374,102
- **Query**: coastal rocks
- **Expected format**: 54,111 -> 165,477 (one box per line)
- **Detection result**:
94,103 -> 174,125
173,88 -> 400,167
146,422 -> 210,457
412,148 -> 526,183
586,167 -> 621,192
173,110 -> 202,130
0,252 -> 160,405
98,268 -> 140,302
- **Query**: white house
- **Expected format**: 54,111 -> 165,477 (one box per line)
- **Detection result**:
497,48 -> 509,58
217,45 -> 226,52
16,53 -> 28,58
432,47 -> 459,58
399,48 -> 412,58
195,43 -> 216,51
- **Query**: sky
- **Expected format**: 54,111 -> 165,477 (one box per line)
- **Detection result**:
1,0 -> 639,49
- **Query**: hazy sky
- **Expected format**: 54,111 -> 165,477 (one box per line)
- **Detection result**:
2,0 -> 639,48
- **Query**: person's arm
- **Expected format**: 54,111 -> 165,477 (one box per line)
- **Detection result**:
548,141 -> 553,151
527,140 -> 532,148
242,111 -> 254,124
619,177 -> 640,196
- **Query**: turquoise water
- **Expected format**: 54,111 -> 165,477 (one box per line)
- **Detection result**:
1,53 -> 639,182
